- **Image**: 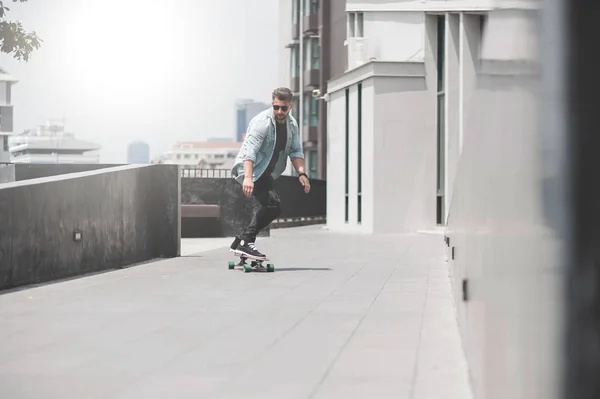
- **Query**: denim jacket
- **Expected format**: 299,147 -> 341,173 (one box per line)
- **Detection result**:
231,107 -> 304,183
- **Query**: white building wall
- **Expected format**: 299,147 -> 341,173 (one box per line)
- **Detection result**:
327,60 -> 435,234
329,1 -> 565,399
330,3 -> 449,234
346,85 -> 359,227
335,3 -> 492,232
325,89 -> 348,229
459,13 -> 482,156
372,72 -> 436,233
360,79 -> 375,232
361,12 -> 426,63
327,81 -> 376,234
446,3 -> 561,399
444,13 -> 460,222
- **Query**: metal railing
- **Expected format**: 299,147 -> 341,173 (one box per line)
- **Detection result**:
180,172 -> 327,234
180,168 -> 230,178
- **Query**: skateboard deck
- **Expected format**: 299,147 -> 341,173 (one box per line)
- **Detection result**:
228,251 -> 275,273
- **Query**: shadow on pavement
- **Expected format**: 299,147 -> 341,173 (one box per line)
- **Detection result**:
274,267 -> 332,272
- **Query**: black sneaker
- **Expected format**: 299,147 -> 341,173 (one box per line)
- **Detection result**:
236,239 -> 266,260
229,236 -> 241,252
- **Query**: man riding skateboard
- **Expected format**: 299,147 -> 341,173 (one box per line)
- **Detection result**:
229,87 -> 311,260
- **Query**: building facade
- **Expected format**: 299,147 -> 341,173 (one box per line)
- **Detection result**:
0,68 -> 18,163
325,0 -> 489,234
127,141 -> 150,164
325,3 -> 561,399
235,99 -> 270,143
9,120 -> 101,164
281,0 -> 346,179
159,141 -> 241,170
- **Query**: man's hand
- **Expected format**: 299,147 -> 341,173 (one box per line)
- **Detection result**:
243,177 -> 254,197
299,175 -> 311,194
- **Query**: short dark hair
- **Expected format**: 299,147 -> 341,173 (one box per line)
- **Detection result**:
272,87 -> 293,103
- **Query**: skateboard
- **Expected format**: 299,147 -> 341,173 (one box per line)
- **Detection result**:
228,252 -> 275,273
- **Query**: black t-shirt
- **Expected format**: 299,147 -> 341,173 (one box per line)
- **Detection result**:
265,121 -> 287,175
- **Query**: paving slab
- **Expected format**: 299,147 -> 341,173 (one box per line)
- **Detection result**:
0,226 -> 472,399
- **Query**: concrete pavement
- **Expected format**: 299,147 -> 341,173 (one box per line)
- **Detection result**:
0,226 -> 472,398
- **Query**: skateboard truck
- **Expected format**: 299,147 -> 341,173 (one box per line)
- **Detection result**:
228,253 -> 275,273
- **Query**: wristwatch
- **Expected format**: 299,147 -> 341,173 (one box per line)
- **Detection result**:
298,172 -> 308,179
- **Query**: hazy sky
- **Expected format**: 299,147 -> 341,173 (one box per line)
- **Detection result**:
1,0 -> 281,162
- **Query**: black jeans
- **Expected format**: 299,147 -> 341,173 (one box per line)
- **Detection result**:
240,174 -> 282,242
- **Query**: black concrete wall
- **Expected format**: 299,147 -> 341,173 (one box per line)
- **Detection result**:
181,175 -> 326,238
0,164 -> 180,291
181,177 -> 267,238
276,176 -> 326,219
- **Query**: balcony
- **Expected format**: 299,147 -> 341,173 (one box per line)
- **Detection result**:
303,69 -> 320,88
303,13 -> 319,34
345,37 -> 371,71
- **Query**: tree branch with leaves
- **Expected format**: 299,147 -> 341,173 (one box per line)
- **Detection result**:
0,0 -> 41,62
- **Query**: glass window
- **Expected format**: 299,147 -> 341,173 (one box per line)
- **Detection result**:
311,38 -> 320,69
437,93 -> 445,191
303,96 -> 318,127
437,15 -> 445,93
303,95 -> 310,126
305,0 -> 318,15
304,40 -> 310,70
310,96 -> 318,127
311,0 -> 319,14
309,150 -> 317,178
357,13 -> 364,37
292,0 -> 299,24
291,47 -> 300,77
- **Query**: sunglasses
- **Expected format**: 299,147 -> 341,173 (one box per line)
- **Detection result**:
272,105 -> 289,111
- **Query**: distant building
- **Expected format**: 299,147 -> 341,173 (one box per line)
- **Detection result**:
9,120 -> 101,164
235,99 -> 269,142
160,141 -> 242,170
207,137 -> 234,143
127,141 -> 150,164
0,67 -> 18,163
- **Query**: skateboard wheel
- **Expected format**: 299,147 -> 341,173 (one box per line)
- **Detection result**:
251,260 -> 258,267
267,264 -> 275,273
244,264 -> 252,273
228,261 -> 235,270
